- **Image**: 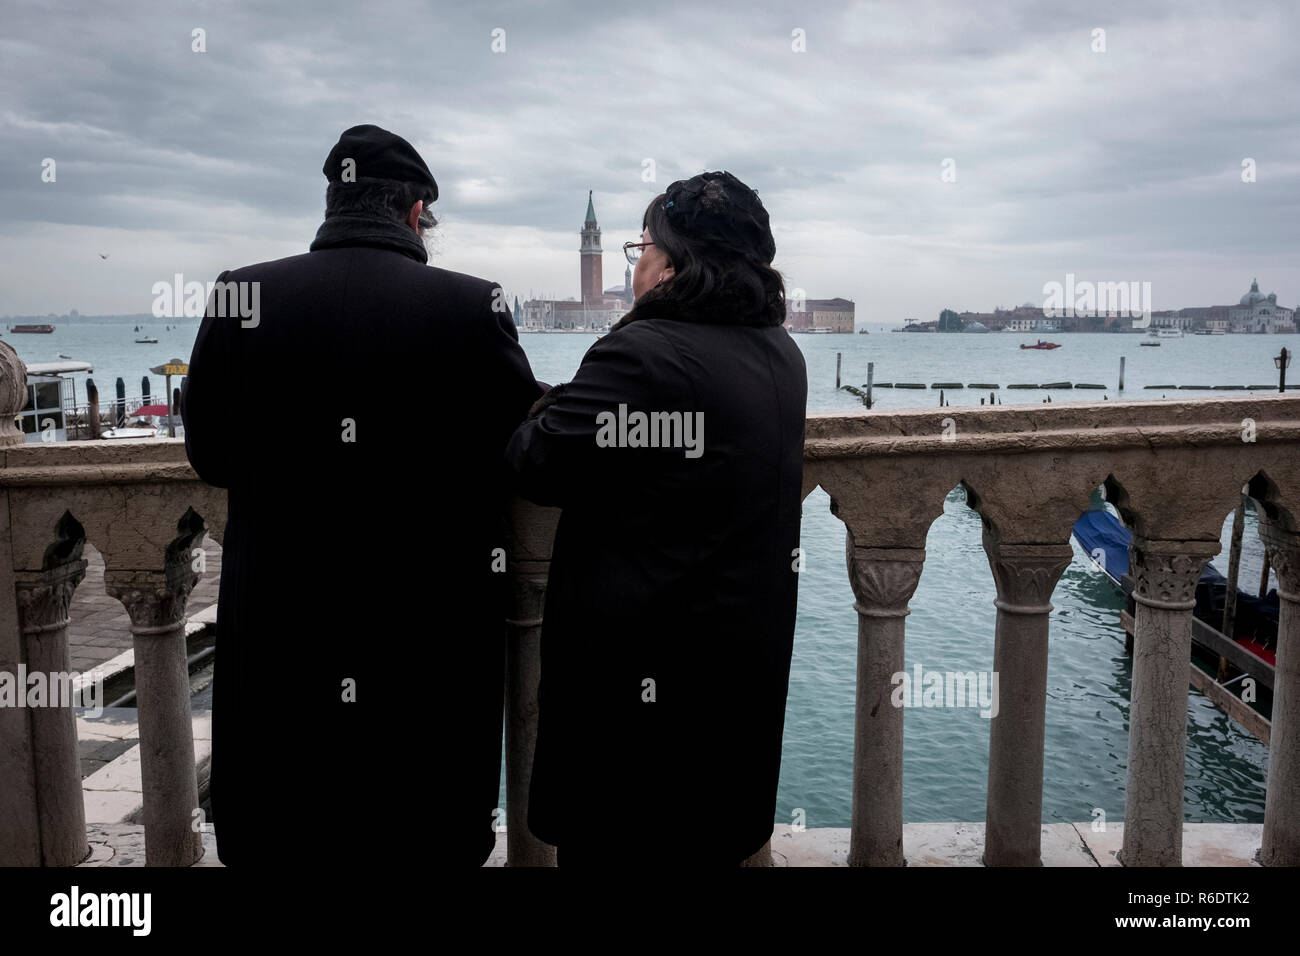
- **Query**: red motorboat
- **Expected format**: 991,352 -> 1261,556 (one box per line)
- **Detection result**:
1020,339 -> 1060,350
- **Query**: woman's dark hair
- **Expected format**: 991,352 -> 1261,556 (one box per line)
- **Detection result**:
623,171 -> 785,328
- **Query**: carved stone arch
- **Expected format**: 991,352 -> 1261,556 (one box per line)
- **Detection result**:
165,506 -> 207,592
1104,461 -> 1244,546
800,462 -> 822,506
176,483 -> 227,549
15,510 -> 90,640
819,458 -> 957,553
958,477 -> 996,538
1247,469 -> 1299,533
1102,473 -> 1137,531
960,457 -> 1104,551
41,510 -> 87,570
959,477 -> 981,511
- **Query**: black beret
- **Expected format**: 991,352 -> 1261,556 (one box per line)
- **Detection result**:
663,171 -> 775,262
322,124 -> 438,202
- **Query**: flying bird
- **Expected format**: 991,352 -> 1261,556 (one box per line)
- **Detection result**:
99,253 -> 109,259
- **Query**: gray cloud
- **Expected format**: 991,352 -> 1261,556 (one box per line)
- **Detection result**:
1,0 -> 1297,317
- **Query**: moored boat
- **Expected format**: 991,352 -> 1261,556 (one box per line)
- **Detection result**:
1073,501 -> 1277,735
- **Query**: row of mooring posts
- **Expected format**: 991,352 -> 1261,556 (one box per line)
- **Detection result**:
836,351 -> 1295,406
838,354 -> 1132,407
79,376 -> 184,439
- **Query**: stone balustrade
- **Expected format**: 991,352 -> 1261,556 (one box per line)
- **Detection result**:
0,331 -> 1295,868
803,396 -> 1300,867
0,437 -> 225,866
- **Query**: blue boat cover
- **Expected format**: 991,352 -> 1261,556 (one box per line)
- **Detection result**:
1071,506 -> 1279,645
1073,508 -> 1131,581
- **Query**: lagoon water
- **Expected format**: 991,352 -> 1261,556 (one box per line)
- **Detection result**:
12,318 -> 1284,826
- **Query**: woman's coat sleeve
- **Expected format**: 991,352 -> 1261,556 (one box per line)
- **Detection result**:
505,323 -> 676,507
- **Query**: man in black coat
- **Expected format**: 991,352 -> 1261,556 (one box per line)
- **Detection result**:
181,125 -> 541,868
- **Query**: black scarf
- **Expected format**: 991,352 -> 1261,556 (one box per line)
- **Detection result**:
309,213 -> 429,264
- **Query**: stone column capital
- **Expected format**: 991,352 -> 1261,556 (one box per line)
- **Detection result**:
1258,519 -> 1300,602
983,539 -> 1073,615
845,542 -> 926,618
14,559 -> 88,635
104,569 -> 197,636
1130,536 -> 1221,610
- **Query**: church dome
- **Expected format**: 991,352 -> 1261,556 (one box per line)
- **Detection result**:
1240,278 -> 1270,306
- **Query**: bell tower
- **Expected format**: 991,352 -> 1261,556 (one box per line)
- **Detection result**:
580,190 -> 602,305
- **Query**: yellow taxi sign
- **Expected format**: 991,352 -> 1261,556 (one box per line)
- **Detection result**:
150,360 -> 189,376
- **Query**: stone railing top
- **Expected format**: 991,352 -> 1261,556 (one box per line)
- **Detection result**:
1,396 -> 1296,482
805,394 -> 1300,460
0,438 -> 192,487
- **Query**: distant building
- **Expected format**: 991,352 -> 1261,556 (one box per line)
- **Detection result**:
1149,280 -> 1294,333
950,305 -> 1044,332
1230,279 -> 1294,332
579,191 -> 603,305
604,264 -> 634,305
785,297 -> 855,332
522,192 -> 630,330
941,281 -> 1294,334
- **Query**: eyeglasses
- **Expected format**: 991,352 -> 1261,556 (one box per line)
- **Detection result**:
623,240 -> 654,265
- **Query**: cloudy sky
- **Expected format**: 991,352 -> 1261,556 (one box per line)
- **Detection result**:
2,0 -> 1297,321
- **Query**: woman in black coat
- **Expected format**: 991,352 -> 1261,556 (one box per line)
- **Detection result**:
506,172 -> 808,865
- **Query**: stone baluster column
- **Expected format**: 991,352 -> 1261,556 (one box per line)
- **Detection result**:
0,339 -> 43,866
504,499 -> 560,867
104,566 -> 202,866
982,537 -> 1073,866
845,537 -> 926,867
1121,535 -> 1219,866
1259,518 -> 1300,866
14,557 -> 90,866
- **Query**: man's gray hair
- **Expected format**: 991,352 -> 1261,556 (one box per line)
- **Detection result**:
324,178 -> 437,237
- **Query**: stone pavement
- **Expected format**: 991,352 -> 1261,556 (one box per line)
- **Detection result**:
79,708 -> 212,824
80,823 -> 221,867
75,822 -> 1265,867
68,533 -> 222,674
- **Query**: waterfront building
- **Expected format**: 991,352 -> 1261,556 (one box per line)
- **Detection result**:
1144,281 -> 1293,333
955,305 -> 1046,332
944,281 -> 1293,334
1230,279 -> 1295,333
784,297 -> 855,332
